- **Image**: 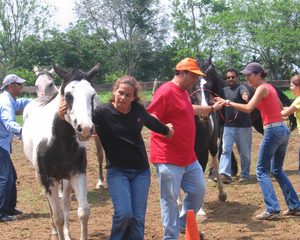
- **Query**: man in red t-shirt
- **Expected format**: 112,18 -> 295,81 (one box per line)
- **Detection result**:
148,57 -> 223,239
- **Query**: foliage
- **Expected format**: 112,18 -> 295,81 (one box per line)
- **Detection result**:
97,89 -> 153,104
103,70 -> 128,83
0,0 -> 299,84
9,68 -> 36,85
74,0 -> 171,81
0,0 -> 52,75
170,0 -> 300,79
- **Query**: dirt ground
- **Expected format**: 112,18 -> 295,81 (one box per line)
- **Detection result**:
1,129 -> 299,240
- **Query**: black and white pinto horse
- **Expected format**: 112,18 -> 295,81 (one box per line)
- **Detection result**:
30,66 -> 105,190
22,64 -> 100,240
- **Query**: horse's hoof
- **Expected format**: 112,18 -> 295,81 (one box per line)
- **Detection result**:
219,193 -> 227,202
196,209 -> 208,222
197,207 -> 207,216
58,190 -> 63,198
95,180 -> 104,189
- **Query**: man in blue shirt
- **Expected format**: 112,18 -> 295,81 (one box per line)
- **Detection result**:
0,74 -> 31,222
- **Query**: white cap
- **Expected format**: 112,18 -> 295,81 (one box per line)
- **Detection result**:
1,74 -> 26,90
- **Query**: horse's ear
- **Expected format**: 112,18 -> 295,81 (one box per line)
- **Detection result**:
53,64 -> 68,79
196,55 -> 201,66
33,66 -> 40,76
86,63 -> 100,81
208,56 -> 212,65
48,68 -> 55,75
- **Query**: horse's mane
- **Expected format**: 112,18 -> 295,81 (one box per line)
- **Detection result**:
60,69 -> 88,95
197,57 -> 225,97
36,71 -> 54,79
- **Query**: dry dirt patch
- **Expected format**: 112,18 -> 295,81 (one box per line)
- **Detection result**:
1,129 -> 299,240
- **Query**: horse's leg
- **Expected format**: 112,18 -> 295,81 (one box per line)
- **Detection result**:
231,152 -> 238,177
211,152 -> 227,202
62,179 -> 72,240
45,192 -> 58,235
45,183 -> 64,240
71,173 -> 90,240
94,135 -> 104,189
211,115 -> 227,202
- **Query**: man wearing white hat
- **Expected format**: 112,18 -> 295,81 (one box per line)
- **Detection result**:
0,74 -> 31,222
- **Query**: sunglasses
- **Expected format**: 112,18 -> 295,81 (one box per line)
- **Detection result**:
226,76 -> 236,80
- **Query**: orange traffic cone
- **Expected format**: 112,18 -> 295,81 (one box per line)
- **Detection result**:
185,209 -> 200,240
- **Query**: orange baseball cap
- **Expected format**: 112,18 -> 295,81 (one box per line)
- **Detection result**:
175,58 -> 206,76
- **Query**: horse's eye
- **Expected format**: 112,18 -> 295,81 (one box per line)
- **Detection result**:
65,92 -> 74,109
49,83 -> 54,87
91,94 -> 95,110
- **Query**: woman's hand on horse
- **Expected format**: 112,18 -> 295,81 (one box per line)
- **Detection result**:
58,96 -> 68,120
165,123 -> 175,138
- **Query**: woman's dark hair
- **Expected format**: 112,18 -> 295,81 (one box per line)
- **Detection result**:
110,75 -> 141,103
251,70 -> 267,79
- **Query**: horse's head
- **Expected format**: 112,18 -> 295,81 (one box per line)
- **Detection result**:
53,63 -> 100,141
190,56 -> 224,106
33,66 -> 58,98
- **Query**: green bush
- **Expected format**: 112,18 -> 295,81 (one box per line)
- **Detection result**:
104,70 -> 127,83
10,68 -> 36,86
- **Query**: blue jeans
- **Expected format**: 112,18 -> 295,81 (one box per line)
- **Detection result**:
219,127 -> 252,178
257,125 -> 300,212
298,146 -> 300,175
106,167 -> 150,240
0,147 -> 17,217
154,161 -> 206,240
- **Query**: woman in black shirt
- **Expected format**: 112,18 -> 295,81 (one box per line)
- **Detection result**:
92,76 -> 174,240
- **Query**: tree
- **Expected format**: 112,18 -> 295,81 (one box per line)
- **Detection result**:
213,0 -> 300,79
170,0 -> 300,79
0,0 -> 52,76
74,0 -> 170,81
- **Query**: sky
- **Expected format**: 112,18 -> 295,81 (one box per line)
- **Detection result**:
46,0 -> 171,31
46,0 -> 77,30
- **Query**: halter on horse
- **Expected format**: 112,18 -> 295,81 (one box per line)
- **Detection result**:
22,63 -> 99,240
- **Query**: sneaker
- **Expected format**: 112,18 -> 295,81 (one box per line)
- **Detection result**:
255,211 -> 280,220
7,208 -> 23,216
219,173 -> 232,184
0,214 -> 17,222
282,208 -> 300,216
